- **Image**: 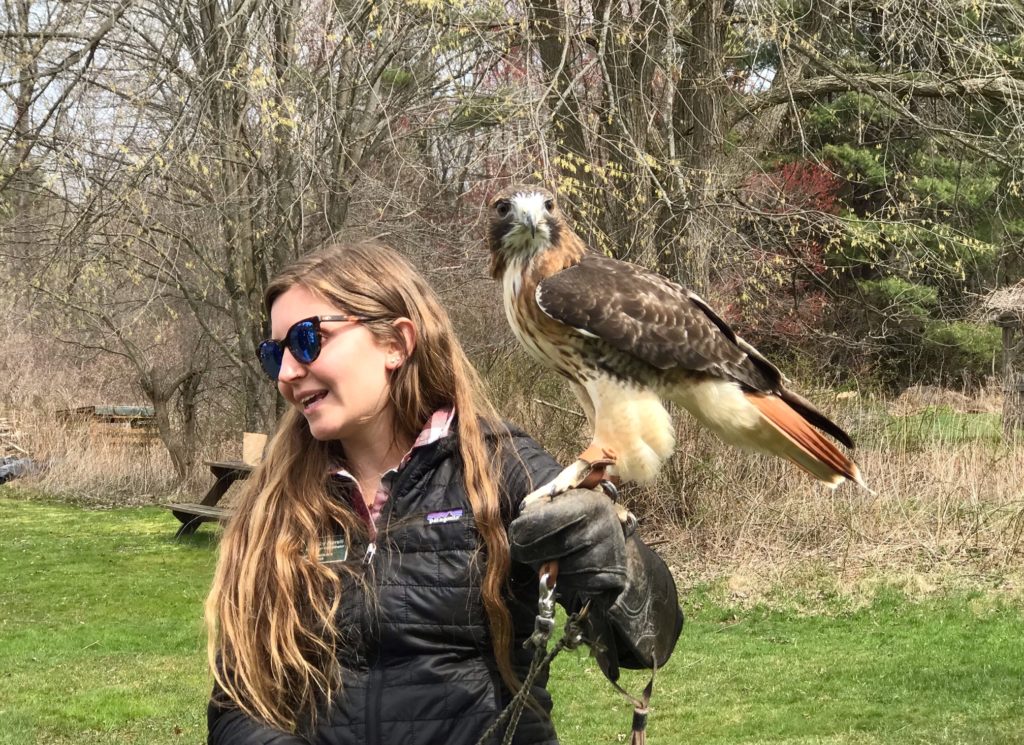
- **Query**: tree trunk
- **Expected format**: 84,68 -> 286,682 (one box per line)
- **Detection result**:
177,370 -> 201,470
666,0 -> 729,294
529,0 -> 596,203
139,369 -> 201,484
6,0 -> 36,210
1002,326 -> 1024,438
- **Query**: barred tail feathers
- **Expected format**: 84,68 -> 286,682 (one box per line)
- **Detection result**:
745,392 -> 864,488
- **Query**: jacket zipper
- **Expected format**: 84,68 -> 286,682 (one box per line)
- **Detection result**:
365,471 -> 396,745
363,449 -> 437,745
368,661 -> 383,745
363,538 -> 380,745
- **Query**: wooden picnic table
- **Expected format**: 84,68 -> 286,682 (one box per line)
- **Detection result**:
165,460 -> 253,537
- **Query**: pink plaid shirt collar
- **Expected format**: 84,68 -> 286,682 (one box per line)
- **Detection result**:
333,407 -> 455,534
406,407 -> 456,463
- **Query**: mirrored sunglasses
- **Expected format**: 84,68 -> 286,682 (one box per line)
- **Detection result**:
258,315 -> 370,381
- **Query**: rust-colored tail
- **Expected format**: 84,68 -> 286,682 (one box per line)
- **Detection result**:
746,392 -> 865,489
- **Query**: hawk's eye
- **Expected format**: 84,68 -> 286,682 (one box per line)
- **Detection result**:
496,200 -> 511,218
544,199 -> 554,212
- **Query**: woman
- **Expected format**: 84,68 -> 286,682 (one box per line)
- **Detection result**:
206,242 -> 682,745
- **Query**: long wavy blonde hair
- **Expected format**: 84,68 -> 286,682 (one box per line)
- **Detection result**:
205,242 -> 515,732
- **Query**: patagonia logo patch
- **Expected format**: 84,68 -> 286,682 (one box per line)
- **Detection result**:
426,509 -> 463,525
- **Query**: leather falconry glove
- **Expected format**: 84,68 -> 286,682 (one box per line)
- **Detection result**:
508,488 -> 628,596
508,489 -> 684,682
584,537 -> 683,681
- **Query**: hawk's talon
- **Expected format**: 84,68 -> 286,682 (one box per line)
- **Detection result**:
519,456 -> 609,511
596,479 -> 635,535
520,455 -> 635,535
517,484 -> 556,513
621,510 -> 638,538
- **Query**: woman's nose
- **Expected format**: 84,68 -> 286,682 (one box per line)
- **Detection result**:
276,348 -> 307,384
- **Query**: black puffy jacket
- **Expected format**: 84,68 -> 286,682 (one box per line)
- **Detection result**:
208,426 -> 682,745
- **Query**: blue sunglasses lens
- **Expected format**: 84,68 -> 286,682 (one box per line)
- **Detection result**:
258,341 -> 284,381
289,320 -> 320,363
259,319 -> 324,381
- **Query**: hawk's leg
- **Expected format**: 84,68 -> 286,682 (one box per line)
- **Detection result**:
519,446 -> 616,509
519,446 -> 636,534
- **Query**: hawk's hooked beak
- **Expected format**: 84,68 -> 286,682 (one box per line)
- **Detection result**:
509,194 -> 547,244
524,214 -> 537,239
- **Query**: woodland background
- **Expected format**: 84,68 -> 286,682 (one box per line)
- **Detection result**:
2,0 -> 1023,587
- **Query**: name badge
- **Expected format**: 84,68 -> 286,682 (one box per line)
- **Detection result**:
426,509 -> 463,525
318,535 -> 348,563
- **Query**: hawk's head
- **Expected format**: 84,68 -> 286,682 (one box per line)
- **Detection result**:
486,185 -> 563,278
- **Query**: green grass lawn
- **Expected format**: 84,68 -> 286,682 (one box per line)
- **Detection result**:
882,407 -> 1005,449
2,491 -> 1022,745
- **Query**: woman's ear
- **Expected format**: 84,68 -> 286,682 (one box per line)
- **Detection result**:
386,318 -> 417,370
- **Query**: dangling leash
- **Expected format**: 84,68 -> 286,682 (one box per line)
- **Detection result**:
475,564 -> 658,745
472,569 -> 588,745
535,460 -> 656,744
480,458 -> 659,745
607,663 -> 657,745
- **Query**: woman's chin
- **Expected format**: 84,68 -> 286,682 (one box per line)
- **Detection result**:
305,416 -> 344,442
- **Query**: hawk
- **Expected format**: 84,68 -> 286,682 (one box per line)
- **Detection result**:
487,185 -> 864,501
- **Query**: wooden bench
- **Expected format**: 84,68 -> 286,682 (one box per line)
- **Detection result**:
166,460 -> 253,537
166,502 -> 233,539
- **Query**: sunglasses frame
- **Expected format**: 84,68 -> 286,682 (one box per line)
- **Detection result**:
258,314 -> 371,381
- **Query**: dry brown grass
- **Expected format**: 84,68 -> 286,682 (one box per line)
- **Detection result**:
3,403 -> 257,506
658,426 -> 1024,599
10,409 -> 181,504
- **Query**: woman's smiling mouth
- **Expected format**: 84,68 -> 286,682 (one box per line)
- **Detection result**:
299,390 -> 328,411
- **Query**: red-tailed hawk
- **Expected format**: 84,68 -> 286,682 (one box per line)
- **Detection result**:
487,185 -> 864,500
